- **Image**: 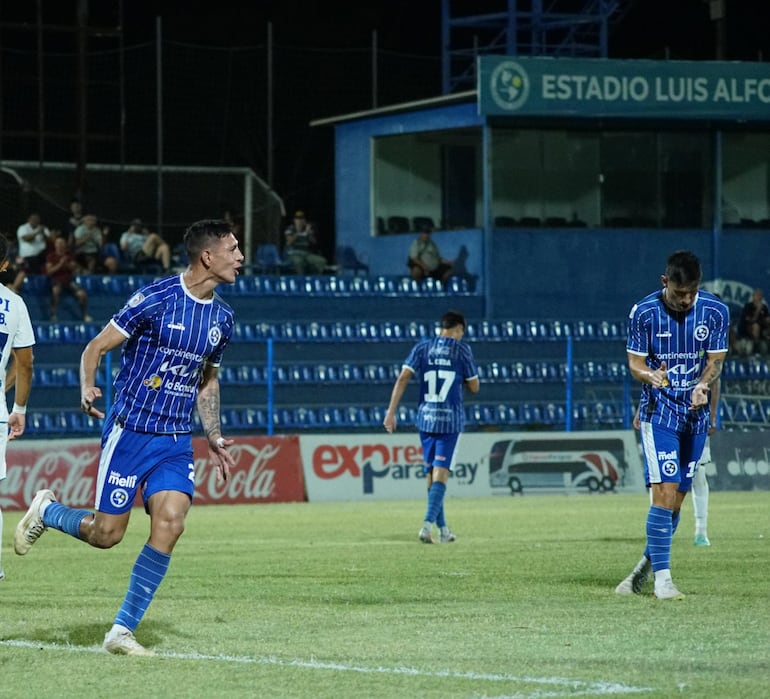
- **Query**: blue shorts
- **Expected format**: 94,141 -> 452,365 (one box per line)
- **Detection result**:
639,422 -> 707,493
419,431 -> 460,474
95,421 -> 195,514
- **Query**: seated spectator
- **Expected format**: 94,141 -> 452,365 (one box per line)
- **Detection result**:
45,233 -> 92,321
407,225 -> 453,284
120,218 -> 171,273
737,288 -> 770,355
72,214 -> 109,273
283,210 -> 328,274
64,198 -> 83,239
12,212 -> 52,292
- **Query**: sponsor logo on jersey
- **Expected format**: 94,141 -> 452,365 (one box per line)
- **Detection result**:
143,374 -> 162,389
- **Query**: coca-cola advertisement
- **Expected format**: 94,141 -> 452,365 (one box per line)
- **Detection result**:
2,435 -> 306,511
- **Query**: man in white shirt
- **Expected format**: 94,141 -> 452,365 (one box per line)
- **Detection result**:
12,212 -> 51,291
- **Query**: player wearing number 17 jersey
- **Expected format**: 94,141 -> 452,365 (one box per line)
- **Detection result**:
383,310 -> 479,543
616,250 -> 728,600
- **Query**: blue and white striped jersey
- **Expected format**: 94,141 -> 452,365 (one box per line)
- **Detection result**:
627,289 -> 729,433
404,335 -> 478,434
109,274 -> 234,434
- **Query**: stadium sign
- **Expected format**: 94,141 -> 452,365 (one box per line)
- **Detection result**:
299,431 -> 645,501
3,435 -> 305,510
478,56 -> 770,120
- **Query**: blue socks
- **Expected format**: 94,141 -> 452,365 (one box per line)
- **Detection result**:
645,505 -> 673,572
114,544 -> 171,632
424,481 -> 446,524
43,502 -> 92,539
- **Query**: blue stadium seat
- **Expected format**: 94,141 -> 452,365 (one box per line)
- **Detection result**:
421,277 -> 443,293
373,276 -> 396,295
319,407 -> 343,426
498,320 -> 526,340
289,365 -> 313,383
380,322 -> 404,339
356,322 -> 380,341
486,362 -> 509,380
368,405 -> 386,424
294,407 -> 318,427
447,276 -> 469,294
242,408 -> 266,428
313,364 -> 332,382
406,321 -> 430,339
348,276 -> 372,295
305,322 -> 330,340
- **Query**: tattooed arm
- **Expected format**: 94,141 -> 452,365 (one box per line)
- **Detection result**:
690,351 -> 727,410
197,363 -> 235,481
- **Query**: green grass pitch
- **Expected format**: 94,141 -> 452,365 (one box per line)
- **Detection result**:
1,491 -> 768,698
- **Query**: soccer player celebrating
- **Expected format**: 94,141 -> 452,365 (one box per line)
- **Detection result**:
383,310 -> 479,543
616,250 -> 728,600
0,233 -> 36,582
14,219 -> 242,655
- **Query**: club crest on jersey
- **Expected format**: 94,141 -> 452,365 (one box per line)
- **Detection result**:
661,460 -> 678,477
694,324 -> 709,341
110,488 -> 130,508
143,374 -> 163,389
128,292 -> 144,307
208,326 -> 222,346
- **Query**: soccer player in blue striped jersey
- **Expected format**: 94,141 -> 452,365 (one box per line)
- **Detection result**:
616,250 -> 728,600
383,310 -> 479,543
14,219 -> 242,655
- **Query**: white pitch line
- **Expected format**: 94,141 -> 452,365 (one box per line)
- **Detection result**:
0,639 -> 652,696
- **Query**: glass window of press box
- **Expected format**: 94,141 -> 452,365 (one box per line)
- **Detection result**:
372,127 -> 770,232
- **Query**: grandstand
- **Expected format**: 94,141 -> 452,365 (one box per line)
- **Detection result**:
23,272 -> 769,439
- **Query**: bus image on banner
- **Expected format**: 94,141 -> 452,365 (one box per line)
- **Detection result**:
487,437 -> 629,495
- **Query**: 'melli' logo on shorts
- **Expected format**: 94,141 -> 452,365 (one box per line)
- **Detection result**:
657,450 -> 676,461
108,471 -> 137,489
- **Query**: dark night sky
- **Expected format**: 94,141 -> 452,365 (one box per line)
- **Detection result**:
3,0 -> 770,247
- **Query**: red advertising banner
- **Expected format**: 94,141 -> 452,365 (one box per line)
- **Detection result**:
1,435 -> 306,511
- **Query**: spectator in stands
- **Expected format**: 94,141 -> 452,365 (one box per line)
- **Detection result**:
73,214 -> 110,273
45,233 -> 92,322
283,210 -> 328,274
737,288 -> 770,355
383,310 -> 480,544
615,250 -> 728,601
407,224 -> 453,285
12,212 -> 52,292
0,232 -> 36,582
120,218 -> 172,273
64,198 -> 83,239
14,218 -> 240,656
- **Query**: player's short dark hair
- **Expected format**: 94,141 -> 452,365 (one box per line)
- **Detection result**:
666,250 -> 702,286
441,310 -> 466,330
0,232 -> 9,263
184,219 -> 233,260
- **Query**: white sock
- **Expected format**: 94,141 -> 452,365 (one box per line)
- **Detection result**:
654,568 -> 672,585
0,507 -> 3,570
691,466 -> 709,535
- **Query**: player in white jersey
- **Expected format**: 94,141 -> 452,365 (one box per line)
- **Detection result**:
616,250 -> 728,600
14,219 -> 242,655
383,310 -> 479,543
692,378 -> 720,547
0,233 -> 36,582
